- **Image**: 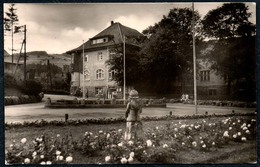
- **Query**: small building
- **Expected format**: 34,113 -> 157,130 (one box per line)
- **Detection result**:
66,21 -> 143,98
4,50 -> 24,79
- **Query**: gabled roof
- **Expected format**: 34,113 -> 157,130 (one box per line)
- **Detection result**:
66,22 -> 143,54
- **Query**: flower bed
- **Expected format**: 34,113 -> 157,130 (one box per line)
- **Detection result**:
5,115 -> 256,164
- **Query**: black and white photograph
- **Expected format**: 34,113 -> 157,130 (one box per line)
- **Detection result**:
3,2 -> 257,165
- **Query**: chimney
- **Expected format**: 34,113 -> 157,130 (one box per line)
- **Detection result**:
111,21 -> 114,25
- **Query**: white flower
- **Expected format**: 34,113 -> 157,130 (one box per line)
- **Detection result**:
209,123 -> 212,126
163,144 -> 168,148
200,140 -> 204,144
241,123 -> 246,128
84,131 -> 89,136
99,130 -> 103,134
21,138 -> 27,144
24,158 -> 30,164
237,119 -> 241,123
89,132 -> 93,135
40,155 -> 44,159
192,141 -> 197,147
229,127 -> 232,130
156,126 -> 159,130
174,128 -> 178,132
121,157 -> 127,164
105,156 -> 111,162
118,142 -> 123,147
58,155 -> 64,161
40,161 -> 46,165
32,151 -> 37,156
233,134 -> 237,138
243,127 -> 248,131
57,134 -> 60,137
146,140 -> 152,147
251,119 -> 256,122
202,144 -> 206,148
66,156 -> 73,163
212,142 -> 215,146
199,137 -> 202,139
182,142 -> 185,146
233,122 -> 236,125
56,150 -> 61,155
223,131 -> 229,137
128,156 -> 134,163
241,137 -> 247,141
46,161 -> 52,165
106,133 -> 110,138
246,130 -> 250,134
37,138 -> 43,142
129,152 -> 135,158
128,140 -> 134,146
118,129 -> 122,133
247,124 -> 251,128
190,124 -> 194,127
180,124 -> 186,128
9,144 -> 13,148
5,160 -> 9,165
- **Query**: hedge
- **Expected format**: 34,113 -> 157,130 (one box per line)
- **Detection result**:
5,95 -> 43,106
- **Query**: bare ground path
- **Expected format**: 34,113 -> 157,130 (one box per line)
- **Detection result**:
4,94 -> 255,123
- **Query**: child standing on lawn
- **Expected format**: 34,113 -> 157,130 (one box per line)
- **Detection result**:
124,89 -> 143,140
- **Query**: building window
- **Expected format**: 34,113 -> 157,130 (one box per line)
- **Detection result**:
84,54 -> 88,62
200,70 -> 210,81
95,87 -> 103,95
98,52 -> 103,61
96,69 -> 104,80
84,69 -> 90,80
108,69 -> 115,80
92,38 -> 108,45
208,89 -> 217,96
109,49 -> 116,60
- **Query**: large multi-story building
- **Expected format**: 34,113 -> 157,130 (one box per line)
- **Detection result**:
66,21 -> 143,98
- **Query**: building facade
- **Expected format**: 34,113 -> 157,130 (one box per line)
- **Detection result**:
66,21 -> 143,98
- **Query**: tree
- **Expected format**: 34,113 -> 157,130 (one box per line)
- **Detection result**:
140,8 -> 201,94
202,3 -> 256,101
4,3 -> 19,75
106,43 -> 142,87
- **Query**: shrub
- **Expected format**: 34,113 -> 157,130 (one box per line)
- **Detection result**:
21,80 -> 42,96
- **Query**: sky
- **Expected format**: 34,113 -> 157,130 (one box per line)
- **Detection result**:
3,2 -> 256,54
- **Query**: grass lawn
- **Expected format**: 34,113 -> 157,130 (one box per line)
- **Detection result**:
5,116 -> 257,164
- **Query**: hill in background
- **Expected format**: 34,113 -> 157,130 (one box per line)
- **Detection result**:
4,51 -> 71,68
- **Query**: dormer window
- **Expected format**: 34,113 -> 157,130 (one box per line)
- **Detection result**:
92,37 -> 108,44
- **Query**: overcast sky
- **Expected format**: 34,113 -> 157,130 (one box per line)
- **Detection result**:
4,2 -> 256,54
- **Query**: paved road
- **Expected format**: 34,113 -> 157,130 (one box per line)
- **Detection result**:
4,94 -> 255,123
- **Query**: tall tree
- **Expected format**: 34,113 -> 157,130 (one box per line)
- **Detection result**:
4,3 -> 19,75
140,7 -> 201,94
202,3 -> 256,101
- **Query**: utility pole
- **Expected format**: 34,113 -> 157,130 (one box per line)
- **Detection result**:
24,25 -> 27,84
82,40 -> 85,99
192,2 -> 198,114
123,35 -> 126,104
